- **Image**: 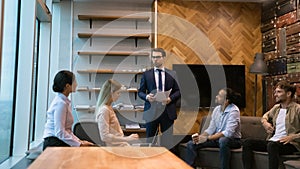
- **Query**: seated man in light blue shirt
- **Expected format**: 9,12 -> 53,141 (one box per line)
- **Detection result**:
185,88 -> 242,169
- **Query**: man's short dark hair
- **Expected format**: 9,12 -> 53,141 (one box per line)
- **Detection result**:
151,48 -> 166,57
276,81 -> 296,98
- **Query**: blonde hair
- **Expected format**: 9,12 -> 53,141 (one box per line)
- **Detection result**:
95,79 -> 122,110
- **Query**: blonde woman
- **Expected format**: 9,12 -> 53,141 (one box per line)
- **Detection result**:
95,79 -> 139,146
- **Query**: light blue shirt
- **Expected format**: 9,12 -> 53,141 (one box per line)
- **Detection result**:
205,104 -> 241,138
43,93 -> 81,147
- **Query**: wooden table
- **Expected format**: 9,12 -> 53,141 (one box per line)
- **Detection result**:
28,147 -> 192,169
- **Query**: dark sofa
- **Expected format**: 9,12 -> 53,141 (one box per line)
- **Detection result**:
284,160 -> 300,169
179,116 -> 300,169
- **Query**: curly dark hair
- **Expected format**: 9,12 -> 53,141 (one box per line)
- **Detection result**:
224,88 -> 241,105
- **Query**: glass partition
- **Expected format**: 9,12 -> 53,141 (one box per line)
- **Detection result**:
29,19 -> 40,142
0,0 -> 19,163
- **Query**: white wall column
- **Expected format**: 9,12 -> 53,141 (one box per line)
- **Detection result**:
34,22 -> 51,142
49,1 -> 72,104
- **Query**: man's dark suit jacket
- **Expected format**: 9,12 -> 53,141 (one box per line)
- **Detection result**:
138,68 -> 181,122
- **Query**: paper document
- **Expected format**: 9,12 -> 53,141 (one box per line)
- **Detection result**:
120,104 -> 134,110
75,105 -> 90,109
125,123 -> 140,129
154,89 -> 172,102
112,103 -> 135,110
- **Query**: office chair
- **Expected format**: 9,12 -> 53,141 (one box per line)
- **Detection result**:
73,121 -> 106,146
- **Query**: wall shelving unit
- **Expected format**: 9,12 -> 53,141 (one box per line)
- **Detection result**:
72,1 -> 152,131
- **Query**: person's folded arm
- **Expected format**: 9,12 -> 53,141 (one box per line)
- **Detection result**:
169,72 -> 181,102
208,132 -> 224,140
96,107 -> 135,143
54,101 -> 81,147
138,74 -> 148,101
204,108 -> 218,135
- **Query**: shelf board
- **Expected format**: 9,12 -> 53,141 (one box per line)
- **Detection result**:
77,88 -> 100,92
126,88 -> 138,93
74,106 -> 95,112
77,51 -> 150,56
122,128 -> 146,133
77,69 -> 144,74
78,14 -> 150,21
37,0 -> 51,22
78,32 -> 150,39
75,106 -> 143,113
118,109 -> 143,113
77,88 -> 138,93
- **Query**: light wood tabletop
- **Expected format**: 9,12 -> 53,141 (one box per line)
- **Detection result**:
28,147 -> 192,169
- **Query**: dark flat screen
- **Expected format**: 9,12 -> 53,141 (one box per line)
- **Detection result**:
173,64 -> 245,108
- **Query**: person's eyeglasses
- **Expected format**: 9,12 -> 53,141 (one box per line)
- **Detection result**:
151,56 -> 163,59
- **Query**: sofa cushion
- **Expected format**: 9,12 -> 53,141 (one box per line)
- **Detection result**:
253,151 -> 300,169
240,116 -> 267,140
178,142 -> 243,169
284,160 -> 300,169
179,115 -> 300,169
179,116 -> 266,169
197,148 -> 243,169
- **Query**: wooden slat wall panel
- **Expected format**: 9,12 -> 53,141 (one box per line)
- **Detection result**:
156,0 -> 262,134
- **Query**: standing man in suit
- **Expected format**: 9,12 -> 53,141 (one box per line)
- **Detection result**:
138,48 -> 181,149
